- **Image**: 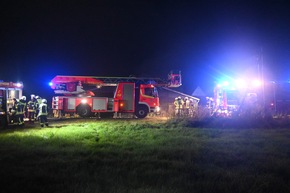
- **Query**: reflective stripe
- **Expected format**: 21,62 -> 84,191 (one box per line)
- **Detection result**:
38,104 -> 48,116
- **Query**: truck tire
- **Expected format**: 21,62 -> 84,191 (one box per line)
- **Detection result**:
135,105 -> 149,119
77,105 -> 92,117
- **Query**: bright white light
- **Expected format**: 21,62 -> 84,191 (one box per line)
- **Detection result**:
234,79 -> 246,88
49,82 -> 53,86
251,79 -> 262,87
222,81 -> 229,87
16,83 -> 22,87
155,106 -> 160,112
81,99 -> 87,104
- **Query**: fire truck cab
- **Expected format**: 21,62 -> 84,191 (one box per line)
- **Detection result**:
0,81 -> 23,129
50,72 -> 182,118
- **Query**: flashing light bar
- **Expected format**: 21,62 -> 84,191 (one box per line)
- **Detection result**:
217,78 -> 263,89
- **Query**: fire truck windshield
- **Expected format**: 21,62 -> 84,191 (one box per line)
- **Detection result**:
144,87 -> 158,97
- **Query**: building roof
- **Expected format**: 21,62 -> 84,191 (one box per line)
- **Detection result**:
192,86 -> 206,97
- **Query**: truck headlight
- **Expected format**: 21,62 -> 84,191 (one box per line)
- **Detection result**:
155,106 -> 160,112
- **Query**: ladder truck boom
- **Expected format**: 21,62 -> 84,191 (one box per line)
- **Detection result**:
50,72 -> 181,94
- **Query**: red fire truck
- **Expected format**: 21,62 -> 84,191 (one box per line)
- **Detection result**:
0,81 -> 23,129
50,72 -> 181,118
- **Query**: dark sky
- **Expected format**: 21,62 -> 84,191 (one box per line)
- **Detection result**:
1,0 -> 290,98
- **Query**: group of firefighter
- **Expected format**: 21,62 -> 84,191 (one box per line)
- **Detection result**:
10,94 -> 49,127
173,96 -> 197,117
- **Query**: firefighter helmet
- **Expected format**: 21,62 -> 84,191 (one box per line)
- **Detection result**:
42,99 -> 47,104
21,96 -> 26,101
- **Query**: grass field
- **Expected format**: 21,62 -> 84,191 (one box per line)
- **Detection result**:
1,118 -> 290,193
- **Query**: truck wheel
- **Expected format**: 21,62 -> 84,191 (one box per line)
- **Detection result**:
77,105 -> 91,117
135,105 -> 149,119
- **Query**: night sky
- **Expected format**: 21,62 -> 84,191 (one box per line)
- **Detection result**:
1,0 -> 290,99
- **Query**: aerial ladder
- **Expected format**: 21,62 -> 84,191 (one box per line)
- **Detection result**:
50,71 -> 182,118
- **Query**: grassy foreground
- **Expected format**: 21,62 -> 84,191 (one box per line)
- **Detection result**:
1,118 -> 290,193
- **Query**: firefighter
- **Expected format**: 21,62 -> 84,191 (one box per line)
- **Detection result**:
10,98 -> 18,124
15,96 -> 26,126
184,97 -> 190,116
178,96 -> 184,116
35,96 -> 42,120
27,94 -> 37,123
37,98 -> 48,127
189,98 -> 195,117
174,97 -> 179,116
35,96 -> 42,106
19,96 -> 27,124
174,96 -> 184,117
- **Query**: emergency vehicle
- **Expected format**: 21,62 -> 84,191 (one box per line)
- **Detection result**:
211,79 -> 261,117
0,81 -> 23,129
50,72 -> 182,118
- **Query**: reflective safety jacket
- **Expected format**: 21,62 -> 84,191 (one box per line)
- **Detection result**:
27,99 -> 37,112
37,98 -> 42,106
178,99 -> 184,109
16,100 -> 26,115
174,99 -> 179,109
185,99 -> 190,109
38,103 -> 48,116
